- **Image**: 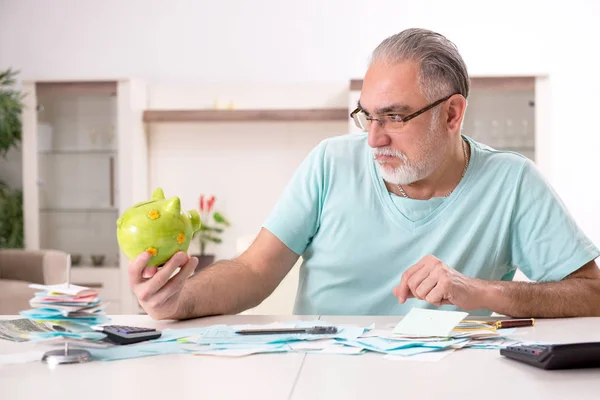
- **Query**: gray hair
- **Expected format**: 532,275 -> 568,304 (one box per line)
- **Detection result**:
370,28 -> 470,103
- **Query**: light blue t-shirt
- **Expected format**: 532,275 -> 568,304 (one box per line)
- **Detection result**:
262,133 -> 600,316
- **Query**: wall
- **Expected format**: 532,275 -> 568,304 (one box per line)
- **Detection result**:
1,0 -> 599,259
150,120 -> 346,258
0,0 -> 551,83
147,83 -> 348,259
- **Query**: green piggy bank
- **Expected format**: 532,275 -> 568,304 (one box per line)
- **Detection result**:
116,188 -> 201,267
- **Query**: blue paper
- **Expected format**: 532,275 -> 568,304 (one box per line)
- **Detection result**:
28,331 -> 107,341
19,309 -> 110,326
385,346 -> 444,356
334,337 -> 468,354
179,325 -> 364,345
155,325 -> 231,343
89,342 -> 188,361
157,321 -> 365,345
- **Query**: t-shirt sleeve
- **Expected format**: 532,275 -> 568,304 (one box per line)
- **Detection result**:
509,160 -> 600,281
261,140 -> 328,255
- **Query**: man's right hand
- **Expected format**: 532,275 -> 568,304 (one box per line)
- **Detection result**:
128,251 -> 198,320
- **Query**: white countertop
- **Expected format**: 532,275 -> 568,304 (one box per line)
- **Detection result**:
1,315 -> 599,400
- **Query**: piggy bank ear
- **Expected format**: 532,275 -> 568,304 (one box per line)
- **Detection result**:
164,197 -> 181,214
152,188 -> 166,200
116,218 -> 123,228
189,210 -> 201,232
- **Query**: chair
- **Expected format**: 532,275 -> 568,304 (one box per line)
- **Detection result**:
0,249 -> 68,314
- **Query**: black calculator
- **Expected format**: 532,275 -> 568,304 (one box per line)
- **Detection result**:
500,342 -> 600,370
102,325 -> 162,345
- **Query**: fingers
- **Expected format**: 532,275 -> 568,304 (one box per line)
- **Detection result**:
406,264 -> 434,299
414,274 -> 438,300
128,251 -> 152,286
142,266 -> 158,279
144,251 -> 190,294
153,256 -> 198,305
424,283 -> 447,307
395,262 -> 425,302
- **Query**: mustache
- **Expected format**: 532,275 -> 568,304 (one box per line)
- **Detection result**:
373,147 -> 407,161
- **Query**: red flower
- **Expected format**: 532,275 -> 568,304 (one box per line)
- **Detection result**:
207,195 -> 216,213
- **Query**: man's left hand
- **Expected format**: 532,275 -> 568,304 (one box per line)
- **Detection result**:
393,255 -> 486,310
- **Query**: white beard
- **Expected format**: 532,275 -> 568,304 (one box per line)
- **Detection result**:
373,120 -> 445,186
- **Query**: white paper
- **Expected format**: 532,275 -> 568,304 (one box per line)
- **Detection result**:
393,308 -> 469,337
306,346 -> 364,355
287,339 -> 339,350
191,347 -> 286,357
359,329 -> 395,339
29,283 -> 97,297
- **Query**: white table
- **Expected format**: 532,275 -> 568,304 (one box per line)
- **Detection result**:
295,316 -> 600,400
1,315 -> 600,400
0,315 -> 316,400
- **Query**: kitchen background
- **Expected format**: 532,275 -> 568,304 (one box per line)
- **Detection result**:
0,0 -> 597,314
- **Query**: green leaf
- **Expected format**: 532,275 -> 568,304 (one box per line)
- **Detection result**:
213,212 -> 231,226
200,234 -> 222,244
0,181 -> 24,248
0,68 -> 24,157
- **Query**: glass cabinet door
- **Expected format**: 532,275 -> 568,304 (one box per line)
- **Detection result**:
35,85 -> 120,269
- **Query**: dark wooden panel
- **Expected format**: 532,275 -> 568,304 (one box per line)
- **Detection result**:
349,77 -> 536,92
350,79 -> 363,91
143,108 -> 349,123
470,77 -> 535,91
36,81 -> 117,95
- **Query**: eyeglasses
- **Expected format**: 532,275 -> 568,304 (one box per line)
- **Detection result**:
350,93 -> 458,132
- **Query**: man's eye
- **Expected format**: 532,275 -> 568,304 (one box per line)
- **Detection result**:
386,114 -> 403,122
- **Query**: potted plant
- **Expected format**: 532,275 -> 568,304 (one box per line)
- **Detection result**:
192,194 -> 231,271
0,69 -> 23,156
0,68 -> 25,248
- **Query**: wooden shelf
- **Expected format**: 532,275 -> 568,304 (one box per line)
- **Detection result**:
40,208 -> 118,213
38,149 -> 116,155
350,79 -> 364,91
143,108 -> 349,123
35,81 -> 117,96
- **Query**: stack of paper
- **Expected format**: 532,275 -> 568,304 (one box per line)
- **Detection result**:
173,321 -> 367,357
19,283 -> 110,327
386,308 -> 537,354
47,310 -> 536,363
158,315 -> 516,359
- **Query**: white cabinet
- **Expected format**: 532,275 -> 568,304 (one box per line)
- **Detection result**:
21,80 -> 149,314
348,77 -> 536,161
70,267 -> 122,314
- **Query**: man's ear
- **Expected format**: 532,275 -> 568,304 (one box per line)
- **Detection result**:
445,95 -> 467,134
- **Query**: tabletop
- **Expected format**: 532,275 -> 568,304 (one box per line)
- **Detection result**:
295,315 -> 600,400
1,314 -> 600,400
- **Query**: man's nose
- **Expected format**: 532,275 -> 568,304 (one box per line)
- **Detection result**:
367,122 -> 391,148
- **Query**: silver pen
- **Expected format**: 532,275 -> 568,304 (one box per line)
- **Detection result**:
235,326 -> 338,335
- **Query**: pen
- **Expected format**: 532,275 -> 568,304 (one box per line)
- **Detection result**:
235,326 -> 338,335
494,318 -> 535,329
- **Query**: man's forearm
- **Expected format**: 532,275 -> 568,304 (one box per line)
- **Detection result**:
172,259 -> 270,320
480,278 -> 600,318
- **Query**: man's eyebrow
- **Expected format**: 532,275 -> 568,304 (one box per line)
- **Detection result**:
375,103 -> 413,114
356,101 -> 412,114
